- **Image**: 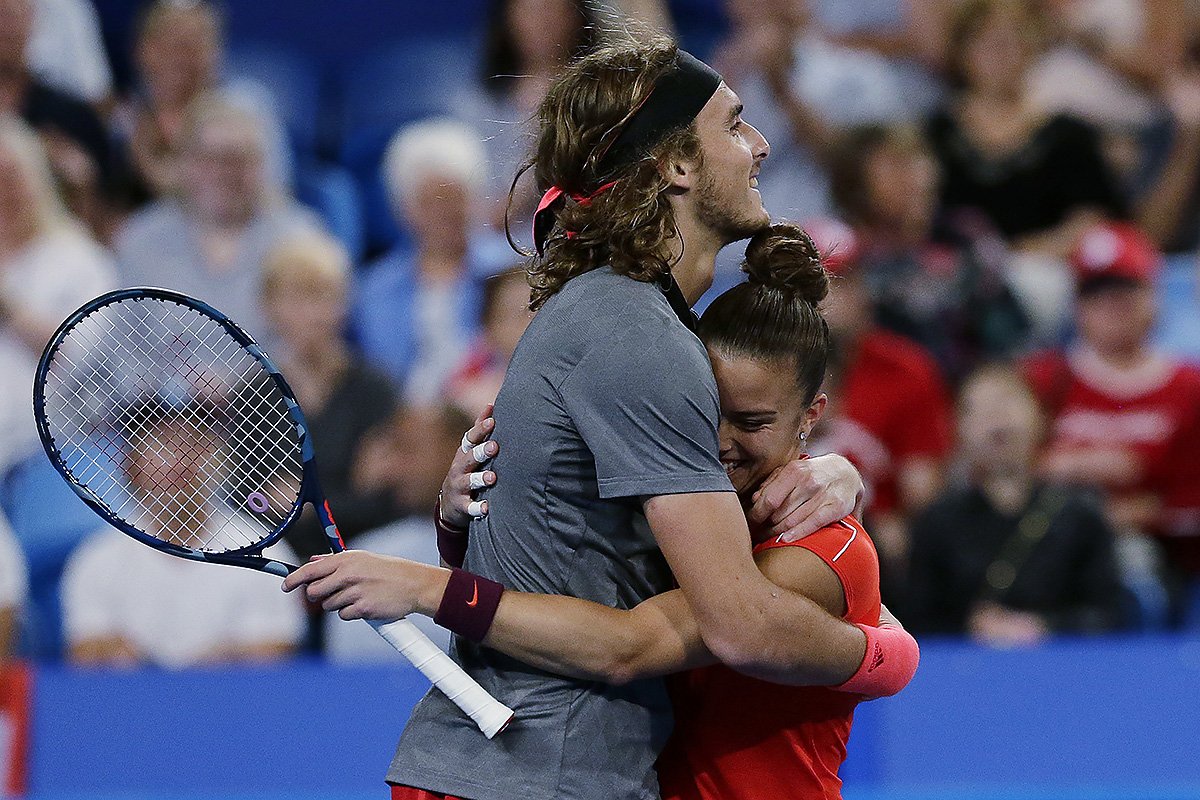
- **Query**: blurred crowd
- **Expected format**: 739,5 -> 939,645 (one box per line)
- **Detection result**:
1,0 -> 1200,667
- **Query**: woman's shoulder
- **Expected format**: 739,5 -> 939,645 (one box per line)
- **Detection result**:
754,517 -> 875,565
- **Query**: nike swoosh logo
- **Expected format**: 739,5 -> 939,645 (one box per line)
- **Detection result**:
466,581 -> 479,607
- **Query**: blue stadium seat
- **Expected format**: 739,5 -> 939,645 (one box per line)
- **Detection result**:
337,127 -> 407,258
222,1 -> 489,65
296,161 -> 366,264
335,38 -> 479,136
1,454 -> 101,659
226,41 -> 326,161
334,39 -> 481,256
1183,578 -> 1200,631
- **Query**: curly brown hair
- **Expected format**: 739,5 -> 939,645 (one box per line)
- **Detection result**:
509,37 -> 704,311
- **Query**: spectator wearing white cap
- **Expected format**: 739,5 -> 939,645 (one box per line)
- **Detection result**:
1022,220 -> 1200,622
353,118 -> 509,402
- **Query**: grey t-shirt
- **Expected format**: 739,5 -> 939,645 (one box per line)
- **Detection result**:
387,267 -> 734,800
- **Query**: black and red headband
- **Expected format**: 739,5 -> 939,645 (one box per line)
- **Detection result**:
532,49 -> 723,255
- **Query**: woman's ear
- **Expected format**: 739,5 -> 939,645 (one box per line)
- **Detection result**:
801,393 -> 828,439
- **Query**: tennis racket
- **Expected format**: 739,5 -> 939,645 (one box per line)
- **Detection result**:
33,287 -> 513,738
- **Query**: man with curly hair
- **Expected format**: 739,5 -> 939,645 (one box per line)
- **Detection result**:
287,37 -> 916,800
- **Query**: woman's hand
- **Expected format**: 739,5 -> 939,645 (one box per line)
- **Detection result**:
438,404 -> 499,530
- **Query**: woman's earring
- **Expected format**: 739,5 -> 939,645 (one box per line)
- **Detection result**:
799,431 -> 808,442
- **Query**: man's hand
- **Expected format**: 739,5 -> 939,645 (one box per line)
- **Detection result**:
746,454 -> 866,542
439,403 -> 499,529
281,551 -> 450,621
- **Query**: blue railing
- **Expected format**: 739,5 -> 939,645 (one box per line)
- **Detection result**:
20,635 -> 1200,799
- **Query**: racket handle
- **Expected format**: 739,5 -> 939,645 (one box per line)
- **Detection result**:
368,618 -> 514,739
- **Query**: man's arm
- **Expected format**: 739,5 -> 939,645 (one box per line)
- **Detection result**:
291,537 -> 852,687
483,587 -> 707,685
482,542 -> 847,684
646,491 -> 866,685
285,552 -> 701,684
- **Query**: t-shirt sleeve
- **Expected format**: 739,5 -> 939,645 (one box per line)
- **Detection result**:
1020,350 -> 1066,410
558,320 -> 733,499
891,353 -> 953,460
1160,370 -> 1200,536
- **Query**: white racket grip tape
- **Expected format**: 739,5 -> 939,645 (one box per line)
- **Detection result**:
368,617 -> 514,739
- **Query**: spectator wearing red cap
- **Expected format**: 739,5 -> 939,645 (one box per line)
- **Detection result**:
1023,220 -> 1200,621
829,123 -> 1030,383
806,216 -> 954,604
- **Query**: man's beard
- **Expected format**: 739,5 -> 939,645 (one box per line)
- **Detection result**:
694,164 -> 769,245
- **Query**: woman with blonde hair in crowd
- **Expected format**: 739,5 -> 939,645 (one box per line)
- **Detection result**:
0,115 -> 114,474
259,229 -> 399,559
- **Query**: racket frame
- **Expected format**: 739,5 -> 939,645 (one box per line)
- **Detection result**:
35,287 -> 514,737
33,286 -> 340,575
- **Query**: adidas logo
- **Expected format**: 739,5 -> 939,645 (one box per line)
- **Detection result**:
868,643 -> 885,672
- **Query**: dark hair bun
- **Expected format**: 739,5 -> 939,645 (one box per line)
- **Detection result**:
742,223 -> 830,305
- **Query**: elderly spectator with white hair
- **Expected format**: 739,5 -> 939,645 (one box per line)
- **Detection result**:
114,93 -> 322,342
353,117 -> 509,401
0,115 -> 115,474
259,228 -> 400,557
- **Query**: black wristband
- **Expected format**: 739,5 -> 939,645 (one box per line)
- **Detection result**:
433,568 -> 504,642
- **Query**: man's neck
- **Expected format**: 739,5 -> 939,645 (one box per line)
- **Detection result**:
666,205 -> 723,306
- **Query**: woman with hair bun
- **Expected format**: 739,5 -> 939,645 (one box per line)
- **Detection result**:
359,223 -> 915,800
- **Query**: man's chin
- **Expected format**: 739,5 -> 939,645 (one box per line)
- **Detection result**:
721,214 -> 771,246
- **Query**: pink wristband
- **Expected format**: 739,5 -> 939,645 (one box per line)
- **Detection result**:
434,568 -> 504,642
434,497 -> 469,569
834,621 -> 920,699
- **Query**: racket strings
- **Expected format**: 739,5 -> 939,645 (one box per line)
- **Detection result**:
41,297 -> 305,553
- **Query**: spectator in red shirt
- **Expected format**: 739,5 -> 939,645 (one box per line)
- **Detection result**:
1023,220 -> 1200,619
805,216 -> 955,598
